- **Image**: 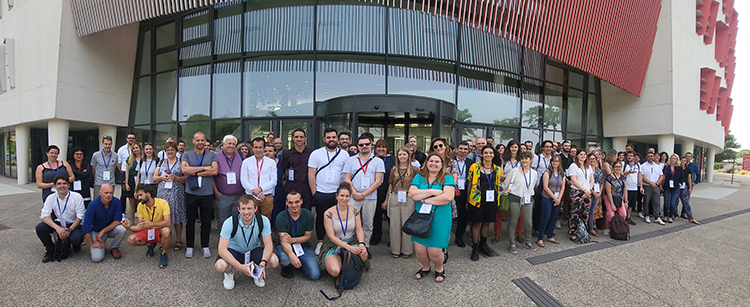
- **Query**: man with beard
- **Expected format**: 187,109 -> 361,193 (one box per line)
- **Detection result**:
339,132 -> 355,157
123,184 -> 171,267
343,134 -> 385,250
408,136 -> 427,165
181,132 -> 219,259
282,129 -> 313,210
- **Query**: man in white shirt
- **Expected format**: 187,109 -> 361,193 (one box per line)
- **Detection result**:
241,137 -> 278,222
36,175 -> 86,263
117,132 -> 136,172
623,151 -> 641,225
307,128 -> 349,255
640,152 -> 665,225
343,134 -> 384,249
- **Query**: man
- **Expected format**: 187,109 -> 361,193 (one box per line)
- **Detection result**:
408,136 -> 427,165
486,136 -> 494,147
82,184 -> 127,262
467,140 -> 475,155
36,175 -> 85,263
276,191 -> 319,280
273,138 -> 284,159
181,131 -> 219,258
453,141 -> 474,247
623,151 -> 641,225
343,134 -> 385,250
625,143 -> 635,153
338,132 -> 354,157
177,141 -> 186,159
685,152 -> 701,185
157,137 -> 175,160
531,140 -> 554,232
90,136 -> 118,202
117,132 -> 136,181
552,141 -> 559,154
640,152 -> 665,225
205,139 -> 214,152
641,147 -> 656,164
241,137 -> 277,222
308,128 -> 350,255
559,140 -> 573,171
122,185 -> 171,267
524,140 -> 535,155
266,133 -> 275,144
215,195 -> 279,289
214,135 -> 245,227
282,129 -> 313,210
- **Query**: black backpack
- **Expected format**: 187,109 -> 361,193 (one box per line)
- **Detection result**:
230,212 -> 264,240
610,213 -> 630,240
320,249 -> 364,300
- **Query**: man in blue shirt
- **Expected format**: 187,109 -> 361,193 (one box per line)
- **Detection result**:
276,191 -> 319,280
82,184 -> 127,262
214,195 -> 279,290
685,152 -> 701,184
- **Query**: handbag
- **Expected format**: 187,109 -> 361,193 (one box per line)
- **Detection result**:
186,175 -> 199,190
402,205 -> 435,239
498,193 -> 510,212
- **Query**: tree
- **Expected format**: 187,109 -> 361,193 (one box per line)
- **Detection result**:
740,149 -> 750,157
715,131 -> 741,162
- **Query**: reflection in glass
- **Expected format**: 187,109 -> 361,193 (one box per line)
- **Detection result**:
215,13 -> 241,55
358,123 -> 384,141
180,121 -> 211,150
461,26 -> 522,74
139,31 -> 151,76
244,60 -> 314,117
521,128 -> 541,146
542,130 -> 563,143
155,51 -> 178,72
316,61 -> 385,102
154,124 -> 177,149
182,10 -> 209,42
155,22 -> 176,49
155,71 -> 178,123
389,65 -> 455,103
387,123 -> 406,152
389,8 -> 457,61
213,62 -> 241,119
567,89 -> 584,134
462,127 -> 484,142
567,133 -> 583,149
409,123 -> 432,153
133,78 -> 151,125
321,114 -> 352,142
492,127 -> 516,146
569,72 -> 584,89
245,6 -> 314,53
318,5 -> 384,53
458,73 -> 520,125
179,65 -> 211,121
522,78 -> 543,129
545,64 -> 564,84
281,121 -> 308,151
246,121 -> 273,142
544,83 -> 563,131
212,120 -> 241,143
441,117 -> 455,145
587,94 -> 600,135
523,49 -> 545,79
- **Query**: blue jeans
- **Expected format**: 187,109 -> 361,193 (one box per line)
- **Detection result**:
663,188 -> 680,218
276,245 -> 320,280
587,196 -> 600,230
537,196 -> 562,241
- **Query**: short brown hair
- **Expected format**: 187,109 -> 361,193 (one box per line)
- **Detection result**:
238,194 -> 256,208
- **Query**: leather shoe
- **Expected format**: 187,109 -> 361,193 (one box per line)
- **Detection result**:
454,238 -> 465,247
42,253 -> 54,263
470,244 -> 479,261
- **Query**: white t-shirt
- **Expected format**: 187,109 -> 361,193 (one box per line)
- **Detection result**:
308,147 -> 349,194
641,161 -> 663,184
531,154 -> 552,186
567,163 -> 593,191
117,144 -> 131,171
624,162 -> 641,191
343,153 -> 385,200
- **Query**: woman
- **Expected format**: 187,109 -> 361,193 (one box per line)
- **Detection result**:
493,144 -> 505,167
124,142 -> 142,222
136,142 -> 159,197
494,140 -> 523,244
658,152 -> 669,167
587,152 -> 603,237
605,160 -> 629,228
662,154 -> 683,223
594,149 -> 618,231
519,144 -> 527,152
405,144 -> 421,168
382,146 -> 419,258
466,146 -> 502,261
429,137 -> 456,220
36,145 -> 74,202
567,149 -> 594,243
679,156 -> 700,224
502,151 -> 537,253
318,183 -> 369,278
153,141 -> 187,251
570,146 -> 578,158
408,154 -> 455,282
617,151 -> 626,163
68,146 -> 92,207
537,155 -> 566,247
238,143 -> 250,159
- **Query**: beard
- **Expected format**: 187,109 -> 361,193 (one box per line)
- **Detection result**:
326,142 -> 338,150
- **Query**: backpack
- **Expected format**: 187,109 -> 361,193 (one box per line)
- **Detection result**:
320,249 -> 364,300
575,218 -> 590,243
610,213 -> 630,240
230,212 -> 264,240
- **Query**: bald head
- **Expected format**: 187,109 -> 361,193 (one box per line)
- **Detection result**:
192,132 -> 206,150
99,184 -> 114,204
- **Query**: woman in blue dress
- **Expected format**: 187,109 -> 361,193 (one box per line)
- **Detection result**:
409,153 -> 456,283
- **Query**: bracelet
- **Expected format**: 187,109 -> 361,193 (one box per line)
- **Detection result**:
260,259 -> 267,265
359,242 -> 366,245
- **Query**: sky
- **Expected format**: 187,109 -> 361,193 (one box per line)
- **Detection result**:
730,2 -> 749,150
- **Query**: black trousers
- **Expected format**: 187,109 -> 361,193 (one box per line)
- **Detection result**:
532,186 -> 543,232
314,192 -> 337,241
185,193 -> 213,248
36,222 -> 83,254
372,189 -> 387,243
454,189 -> 469,241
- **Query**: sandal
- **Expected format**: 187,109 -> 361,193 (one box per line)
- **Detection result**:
443,252 -> 449,264
174,241 -> 183,251
415,269 -> 430,280
434,270 -> 446,283
402,254 -> 411,259
570,236 -> 582,244
588,230 -> 599,237
547,238 -> 560,244
392,253 -> 400,258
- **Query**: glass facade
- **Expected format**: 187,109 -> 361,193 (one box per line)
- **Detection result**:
131,1 -> 603,150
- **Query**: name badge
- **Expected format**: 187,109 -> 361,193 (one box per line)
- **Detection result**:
523,193 -> 531,204
144,178 -> 151,184
197,176 -> 203,188
458,179 -> 466,190
397,191 -> 407,203
594,183 -> 600,193
554,192 -> 560,199
361,177 -> 371,189
165,181 -> 173,189
227,172 -> 237,185
680,182 -> 686,189
147,228 -> 156,241
419,204 -> 433,214
292,243 -> 305,257
485,190 -> 495,202
288,169 -> 294,181
325,171 -> 335,183
103,171 -> 111,181
669,180 -> 674,188
244,251 -> 252,265
73,180 -> 82,191
121,163 -> 127,172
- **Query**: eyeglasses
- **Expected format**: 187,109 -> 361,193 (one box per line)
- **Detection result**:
357,143 -> 371,147
432,144 -> 444,149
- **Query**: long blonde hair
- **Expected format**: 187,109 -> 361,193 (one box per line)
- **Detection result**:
127,142 -> 143,171
392,146 -> 415,178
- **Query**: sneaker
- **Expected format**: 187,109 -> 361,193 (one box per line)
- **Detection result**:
281,266 -> 294,279
555,220 -> 562,229
603,229 -> 610,236
638,212 -> 645,219
509,245 -> 518,254
314,242 -> 323,256
223,272 -> 235,290
656,218 -> 666,225
645,216 -> 651,223
146,243 -> 156,257
111,247 -> 122,259
203,247 -> 211,258
253,277 -> 266,288
524,242 -> 537,251
185,247 -> 194,258
159,253 -> 168,268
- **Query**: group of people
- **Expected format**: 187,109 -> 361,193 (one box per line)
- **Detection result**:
34,130 -> 703,288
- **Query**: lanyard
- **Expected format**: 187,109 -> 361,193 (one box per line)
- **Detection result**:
552,171 -> 560,190
357,157 -> 370,175
194,151 -> 205,167
146,204 -> 156,222
56,193 -> 69,217
455,159 -> 465,178
482,165 -> 494,188
256,158 -> 265,185
101,151 -> 111,169
396,169 -> 407,188
511,160 -> 519,169
144,159 -> 154,176
240,220 -> 256,250
326,149 -> 339,163
224,151 -> 235,169
522,168 -> 531,189
543,156 -> 549,169
166,158 -> 177,174
289,215 -> 301,237
48,161 -> 59,176
335,205 -> 349,238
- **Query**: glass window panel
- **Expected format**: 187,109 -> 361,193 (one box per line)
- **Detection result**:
522,78 -> 543,129
388,65 -> 455,103
567,133 -> 584,150
569,72 -> 584,89
246,121 -> 273,142
213,62 -> 241,119
133,77 -> 151,125
244,6 -> 314,53
441,117 -> 455,145
586,94 -> 600,135
155,71 -> 178,123
521,128 -> 541,146
387,123 -> 406,152
139,30 -> 151,76
492,127 -> 517,147
212,120 -> 242,144
544,83 -> 563,131
180,121 -> 210,151
281,121 -> 308,151
315,61 -> 385,102
153,124 -> 176,148
523,49 -> 544,79
179,65 -> 211,121
542,130 -> 563,143
321,114 -> 352,146
215,12 -> 242,56
458,72 -> 520,125
409,123 -> 432,153
461,127 -> 484,142
461,27 -> 522,74
389,8 -> 457,62
155,50 -> 178,72
182,10 -> 209,42
545,64 -> 564,84
317,5 -> 384,53
589,75 -> 599,93
244,60 -> 314,117
180,41 -> 212,66
567,89 -> 584,134
155,22 -> 176,49
358,123 -> 385,141
587,135 -> 602,149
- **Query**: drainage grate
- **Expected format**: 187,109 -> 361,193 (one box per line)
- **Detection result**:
512,277 -> 565,307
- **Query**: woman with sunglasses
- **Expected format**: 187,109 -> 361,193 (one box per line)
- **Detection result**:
136,142 -> 160,197
567,149 -> 594,243
466,146 -> 502,260
69,146 -> 92,208
123,142 -> 142,222
537,155 -> 566,246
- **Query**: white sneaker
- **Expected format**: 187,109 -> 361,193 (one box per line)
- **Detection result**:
203,247 -> 211,258
645,217 -> 651,223
253,277 -> 266,288
314,242 -> 323,256
223,273 -> 235,290
638,212 -> 645,219
656,218 -> 666,225
603,229 -> 609,236
185,247 -> 194,258
555,220 -> 562,229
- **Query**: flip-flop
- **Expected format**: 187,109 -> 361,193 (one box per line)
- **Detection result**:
173,241 -> 183,251
415,269 -> 430,280
392,253 -> 400,258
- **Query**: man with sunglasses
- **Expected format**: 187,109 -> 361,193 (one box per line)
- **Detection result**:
343,134 -> 385,251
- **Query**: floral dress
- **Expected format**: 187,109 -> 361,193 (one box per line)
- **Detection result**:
157,158 -> 186,224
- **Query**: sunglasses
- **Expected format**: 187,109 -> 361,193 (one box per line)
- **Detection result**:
432,144 -> 444,149
357,143 -> 371,147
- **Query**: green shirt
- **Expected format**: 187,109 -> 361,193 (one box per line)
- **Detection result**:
275,208 -> 315,249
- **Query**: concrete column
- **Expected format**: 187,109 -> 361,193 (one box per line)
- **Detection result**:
612,137 -> 628,151
48,119 -> 70,159
706,146 -> 716,183
657,134 -> 675,156
98,125 -> 117,151
15,125 -> 30,184
681,139 -> 695,157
